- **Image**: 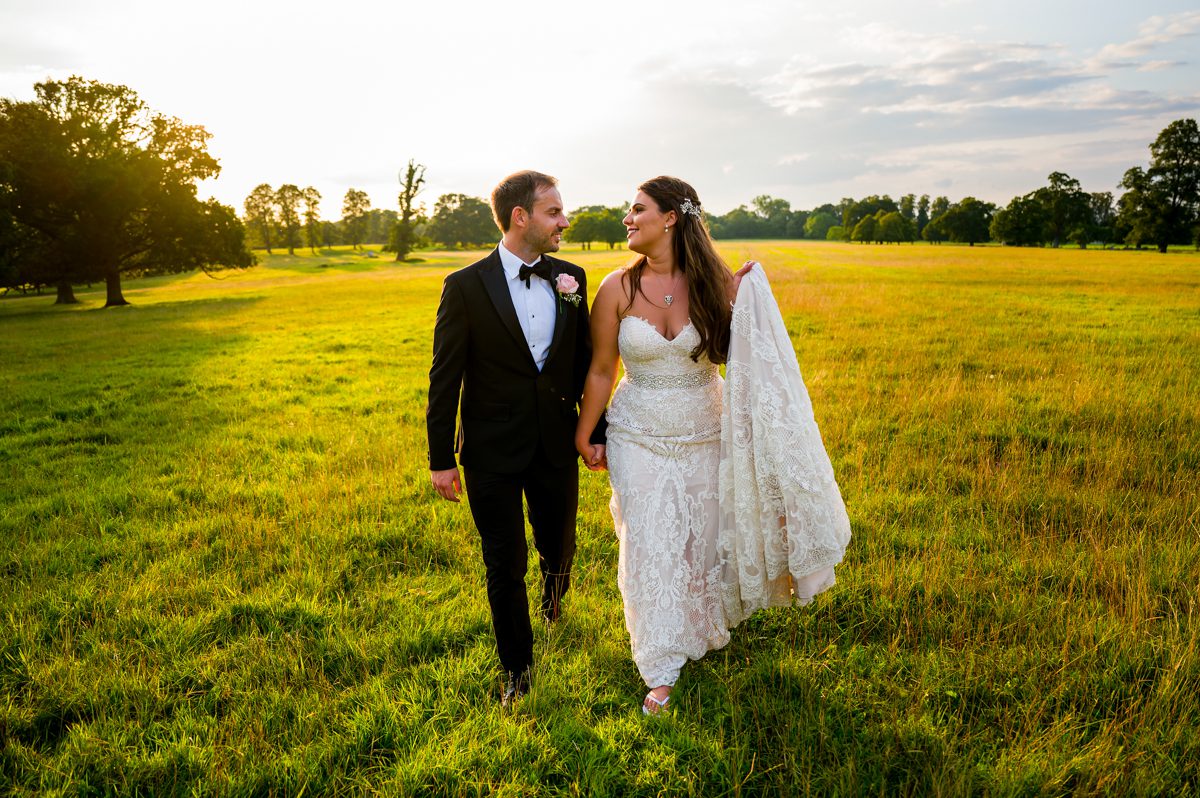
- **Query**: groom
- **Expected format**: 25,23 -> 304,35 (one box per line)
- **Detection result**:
427,170 -> 603,706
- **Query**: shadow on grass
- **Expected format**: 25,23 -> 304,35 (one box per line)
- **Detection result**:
0,282 -> 267,319
0,295 -> 265,492
0,296 -> 267,759
314,260 -> 380,273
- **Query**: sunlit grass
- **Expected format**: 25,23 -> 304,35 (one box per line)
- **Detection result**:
1,241 -> 1197,795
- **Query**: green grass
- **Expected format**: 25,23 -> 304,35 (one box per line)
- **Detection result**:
1,241 -> 1198,796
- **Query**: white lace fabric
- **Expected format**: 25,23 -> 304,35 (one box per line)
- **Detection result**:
718,268 -> 852,625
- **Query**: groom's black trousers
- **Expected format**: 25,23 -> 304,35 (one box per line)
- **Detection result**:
462,446 -> 578,677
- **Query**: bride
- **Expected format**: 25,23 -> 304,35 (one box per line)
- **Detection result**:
575,176 -> 852,715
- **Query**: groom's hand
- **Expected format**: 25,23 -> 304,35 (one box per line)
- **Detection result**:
430,467 -> 462,502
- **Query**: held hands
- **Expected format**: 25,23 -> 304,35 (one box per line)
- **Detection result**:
577,438 -> 607,472
430,467 -> 462,502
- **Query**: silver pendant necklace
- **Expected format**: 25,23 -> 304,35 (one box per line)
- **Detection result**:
655,270 -> 682,306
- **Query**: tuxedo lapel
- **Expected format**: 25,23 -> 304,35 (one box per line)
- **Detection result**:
478,249 -> 538,371
543,261 -> 570,367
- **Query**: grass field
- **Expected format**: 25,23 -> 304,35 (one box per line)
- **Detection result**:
1,241 -> 1198,796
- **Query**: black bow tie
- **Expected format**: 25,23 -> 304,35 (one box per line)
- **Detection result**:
517,260 -> 552,288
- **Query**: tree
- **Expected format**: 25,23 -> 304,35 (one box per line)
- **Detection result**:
0,199 -> 60,299
1117,118 -> 1200,252
596,206 -> 628,248
0,76 -> 253,306
564,204 -> 629,249
804,211 -> 837,240
785,210 -> 809,238
427,193 -> 495,248
751,195 -> 791,237
899,194 -> 916,222
850,215 -> 877,243
275,184 -> 303,254
0,187 -> 21,293
1035,171 -> 1089,248
1089,192 -> 1116,247
877,211 -> 914,243
990,193 -> 1048,246
938,197 -> 995,245
244,184 -> 277,253
1149,118 -> 1200,245
825,225 -> 845,241
360,208 -> 399,245
1069,224 -> 1092,249
842,195 -> 898,232
321,220 -> 339,250
917,194 -> 930,236
564,205 -> 604,249
923,196 -> 952,243
1117,169 -> 1152,249
302,187 -> 322,253
391,159 -> 426,261
341,188 -> 371,250
709,205 -> 763,239
1,161 -> 65,299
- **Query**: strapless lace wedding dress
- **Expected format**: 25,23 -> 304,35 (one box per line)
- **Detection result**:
606,269 -> 852,690
606,316 -> 730,688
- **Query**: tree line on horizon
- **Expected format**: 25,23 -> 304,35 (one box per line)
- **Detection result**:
247,119 -> 1197,256
2,74 -> 1198,307
701,118 -> 1198,252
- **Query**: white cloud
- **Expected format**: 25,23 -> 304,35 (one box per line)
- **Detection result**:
753,39 -> 1096,117
2,2 -> 1199,215
1089,10 -> 1200,68
1138,60 -> 1187,72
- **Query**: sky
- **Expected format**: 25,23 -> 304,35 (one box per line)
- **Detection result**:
2,0 -> 1199,219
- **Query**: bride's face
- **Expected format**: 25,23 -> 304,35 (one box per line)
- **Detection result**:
623,191 -> 676,255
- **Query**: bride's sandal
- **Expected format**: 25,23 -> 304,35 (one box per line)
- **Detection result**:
642,688 -> 671,716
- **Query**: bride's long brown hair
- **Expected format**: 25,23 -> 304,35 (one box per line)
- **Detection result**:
624,176 -> 732,363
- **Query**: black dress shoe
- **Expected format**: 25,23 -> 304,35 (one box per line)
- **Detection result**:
501,669 -> 530,707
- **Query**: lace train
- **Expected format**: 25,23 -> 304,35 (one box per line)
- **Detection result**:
718,268 -> 852,625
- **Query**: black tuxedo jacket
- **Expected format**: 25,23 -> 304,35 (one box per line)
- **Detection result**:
427,248 -> 603,474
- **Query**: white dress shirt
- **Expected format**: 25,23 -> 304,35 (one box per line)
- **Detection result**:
498,241 -> 557,371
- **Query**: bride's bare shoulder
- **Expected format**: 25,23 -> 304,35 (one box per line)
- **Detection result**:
597,268 -> 633,305
599,267 -> 630,289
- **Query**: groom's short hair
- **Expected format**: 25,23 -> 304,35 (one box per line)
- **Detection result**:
491,170 -> 558,233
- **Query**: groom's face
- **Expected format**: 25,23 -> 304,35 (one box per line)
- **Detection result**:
521,186 -> 570,255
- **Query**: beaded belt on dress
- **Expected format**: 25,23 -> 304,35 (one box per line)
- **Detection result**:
625,368 -> 718,389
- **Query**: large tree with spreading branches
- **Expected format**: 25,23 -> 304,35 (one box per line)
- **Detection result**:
0,76 -> 253,306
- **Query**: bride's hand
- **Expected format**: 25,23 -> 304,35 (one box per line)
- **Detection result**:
732,260 -> 759,294
576,436 -> 607,471
590,444 -> 607,472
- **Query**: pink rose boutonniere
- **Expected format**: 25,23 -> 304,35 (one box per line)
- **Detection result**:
556,273 -> 582,307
